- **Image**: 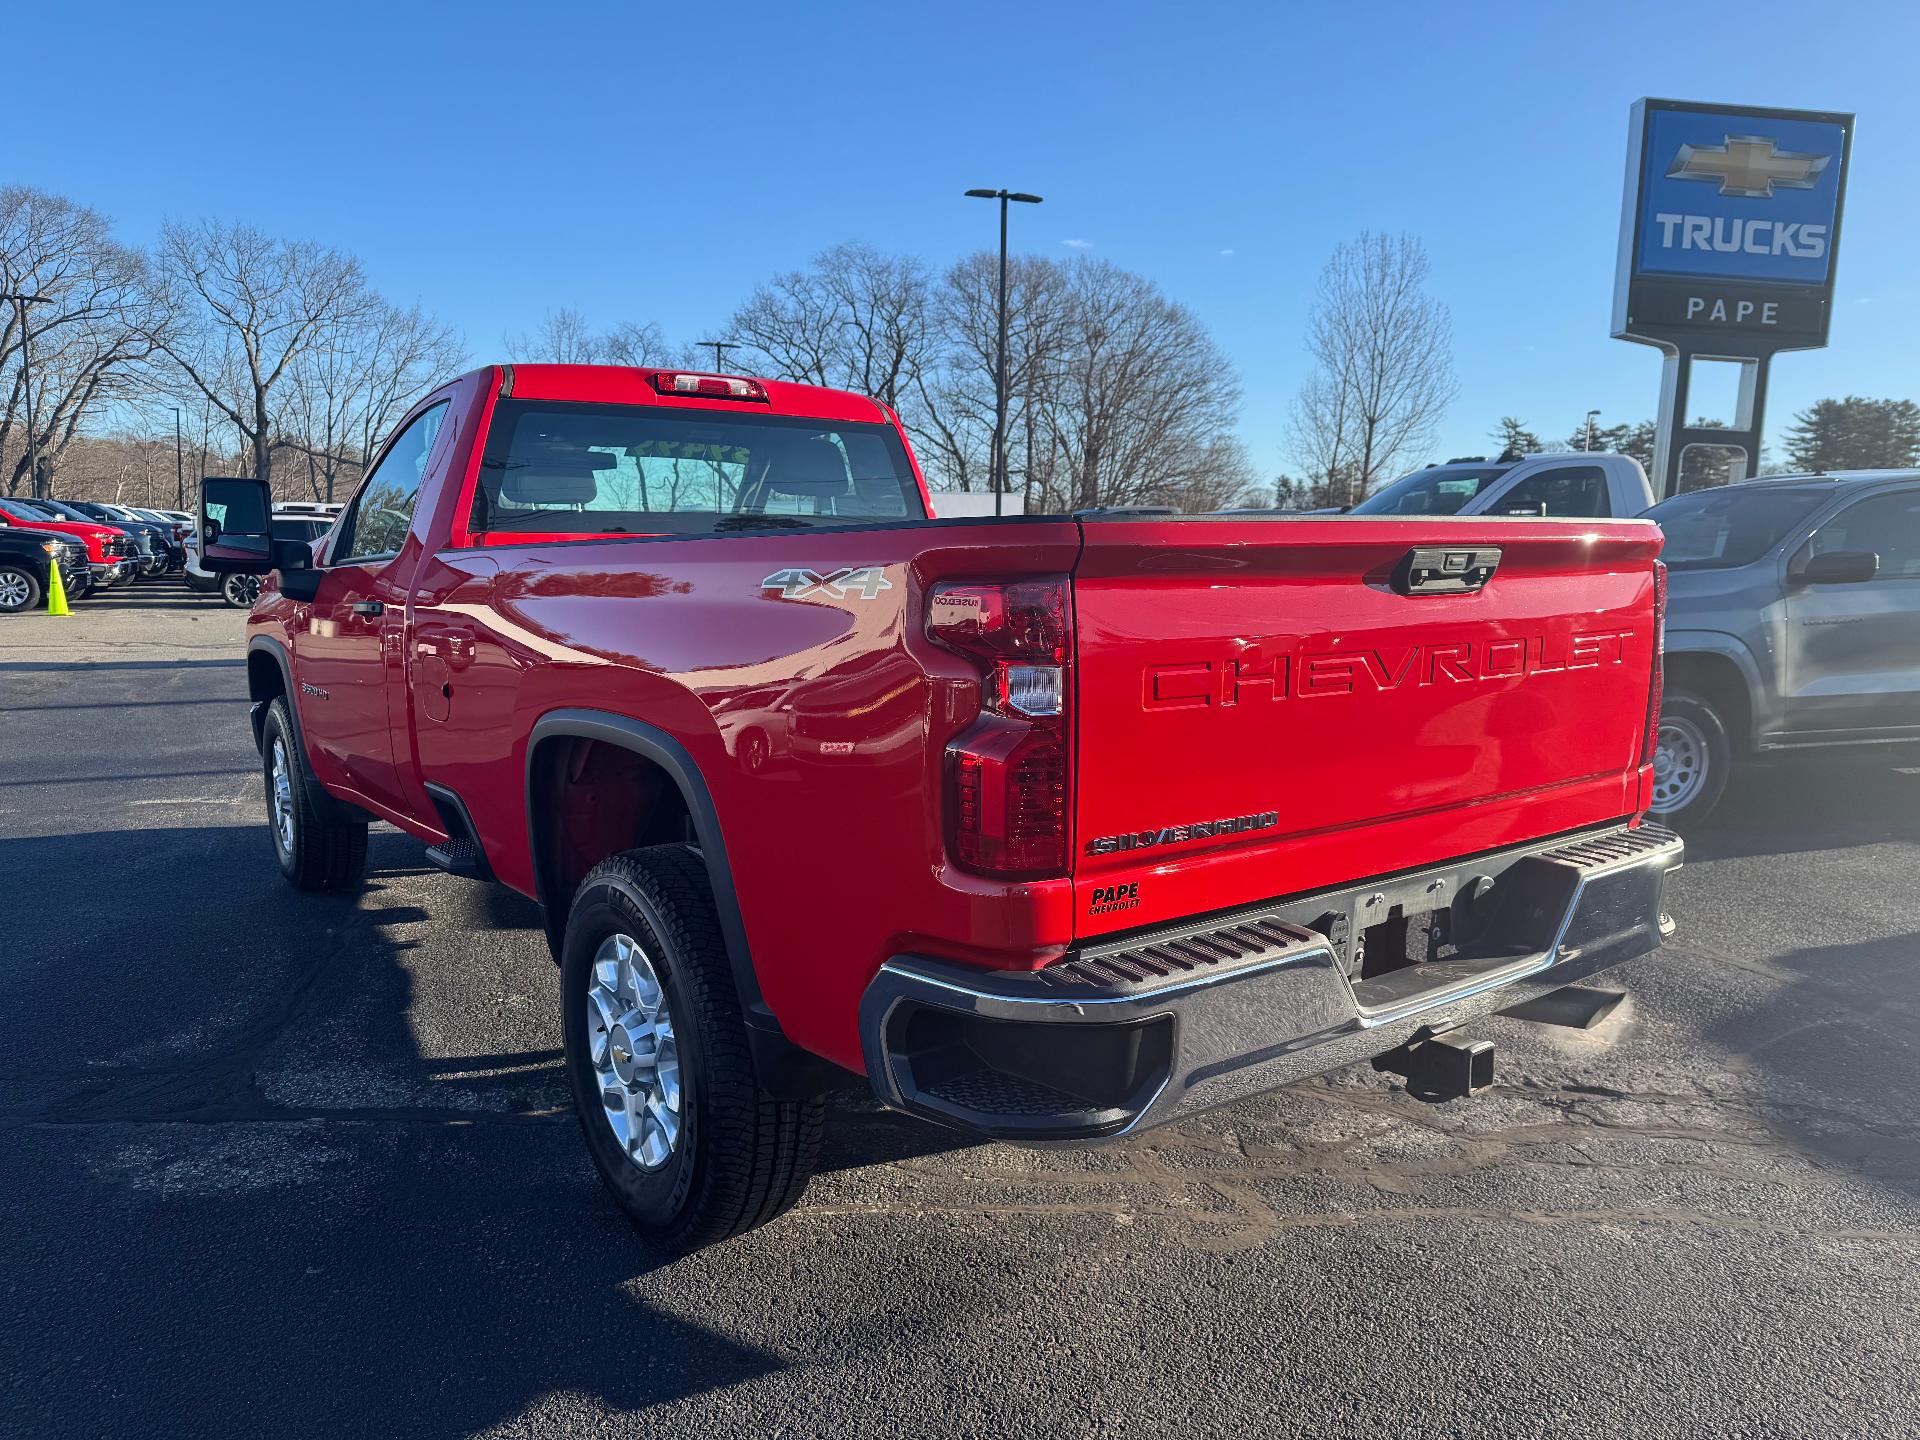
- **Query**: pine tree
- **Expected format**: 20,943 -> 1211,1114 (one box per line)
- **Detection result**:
1784,397 -> 1920,472
1491,417 -> 1543,458
1679,418 -> 1734,491
1561,420 -> 1655,470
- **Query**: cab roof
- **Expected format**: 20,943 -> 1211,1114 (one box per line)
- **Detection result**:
1738,468 -> 1920,488
492,363 -> 892,426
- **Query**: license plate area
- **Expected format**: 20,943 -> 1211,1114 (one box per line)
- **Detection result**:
1308,852 -> 1585,1018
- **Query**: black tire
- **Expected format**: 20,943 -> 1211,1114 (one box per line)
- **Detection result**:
1649,689 -> 1733,829
261,697 -> 368,892
0,564 -> 43,614
561,846 -> 824,1250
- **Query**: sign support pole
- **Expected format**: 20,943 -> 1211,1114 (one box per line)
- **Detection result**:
1651,344 -> 1780,496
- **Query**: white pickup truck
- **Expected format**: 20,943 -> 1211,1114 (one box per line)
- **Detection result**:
1350,453 -> 1655,520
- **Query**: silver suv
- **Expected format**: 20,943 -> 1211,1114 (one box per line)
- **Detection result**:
1647,471 -> 1920,825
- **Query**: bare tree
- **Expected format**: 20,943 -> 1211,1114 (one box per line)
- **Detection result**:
151,219 -> 376,483
0,187 -> 171,496
285,300 -> 464,501
601,321 -> 671,368
1287,232 -> 1455,507
917,252 -> 1071,496
1027,258 -> 1246,513
505,306 -> 600,363
729,243 -> 934,411
51,431 -> 176,506
504,310 -> 687,371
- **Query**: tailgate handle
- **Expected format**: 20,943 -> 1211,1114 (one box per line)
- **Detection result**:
1393,546 -> 1501,597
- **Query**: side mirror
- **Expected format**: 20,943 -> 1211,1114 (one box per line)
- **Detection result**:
1796,549 -> 1879,586
198,476 -> 273,574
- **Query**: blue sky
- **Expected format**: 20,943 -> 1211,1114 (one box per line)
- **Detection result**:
14,0 -> 1919,474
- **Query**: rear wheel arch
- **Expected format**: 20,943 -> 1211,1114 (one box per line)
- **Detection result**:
525,711 -> 773,1035
1665,649 -> 1755,755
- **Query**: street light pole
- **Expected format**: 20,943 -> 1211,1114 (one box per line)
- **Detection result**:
965,188 -> 1042,515
2,292 -> 54,498
174,407 -> 186,509
1584,409 -> 1601,452
698,340 -> 738,371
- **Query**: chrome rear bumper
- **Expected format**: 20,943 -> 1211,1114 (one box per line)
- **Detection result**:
860,823 -> 1683,1142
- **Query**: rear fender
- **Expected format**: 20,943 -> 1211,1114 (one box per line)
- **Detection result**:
524,708 -> 846,1098
1665,630 -> 1767,749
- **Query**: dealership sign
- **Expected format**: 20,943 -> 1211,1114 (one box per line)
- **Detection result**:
1613,99 -> 1852,349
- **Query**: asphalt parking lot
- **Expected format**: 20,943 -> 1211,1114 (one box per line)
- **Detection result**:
4,584 -> 1919,1439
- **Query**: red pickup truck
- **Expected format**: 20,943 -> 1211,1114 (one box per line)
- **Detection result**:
202,363 -> 1682,1248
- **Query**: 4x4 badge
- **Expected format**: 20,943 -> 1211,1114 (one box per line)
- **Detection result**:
762,567 -> 893,601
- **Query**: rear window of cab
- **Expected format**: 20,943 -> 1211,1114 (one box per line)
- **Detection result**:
469,400 -> 922,539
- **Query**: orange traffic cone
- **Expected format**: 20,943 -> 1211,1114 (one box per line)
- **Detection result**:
46,556 -> 71,616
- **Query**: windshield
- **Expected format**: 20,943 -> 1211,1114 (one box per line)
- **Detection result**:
0,498 -> 62,522
35,500 -> 98,523
472,401 -> 923,537
1644,485 -> 1831,569
1350,465 -> 1514,516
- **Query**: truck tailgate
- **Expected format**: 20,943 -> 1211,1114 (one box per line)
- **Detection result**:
1070,517 -> 1663,938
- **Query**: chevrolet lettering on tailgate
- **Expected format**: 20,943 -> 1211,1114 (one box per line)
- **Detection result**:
1143,629 -> 1635,710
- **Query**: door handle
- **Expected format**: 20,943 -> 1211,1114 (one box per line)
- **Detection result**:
352,600 -> 385,617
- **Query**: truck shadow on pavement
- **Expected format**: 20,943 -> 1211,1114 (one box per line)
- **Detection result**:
0,823 -> 818,1435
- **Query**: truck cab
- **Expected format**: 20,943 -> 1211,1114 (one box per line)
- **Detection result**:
1351,453 -> 1655,520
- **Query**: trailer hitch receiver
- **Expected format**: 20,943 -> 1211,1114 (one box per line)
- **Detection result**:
1372,1030 -> 1494,1103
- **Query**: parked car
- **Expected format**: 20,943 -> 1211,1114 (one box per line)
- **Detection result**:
0,497 -> 137,590
66,501 -> 186,572
1348,452 -> 1656,519
132,507 -> 195,553
30,499 -> 165,577
202,362 -> 1680,1249
0,527 -> 89,613
1645,471 -> 1920,826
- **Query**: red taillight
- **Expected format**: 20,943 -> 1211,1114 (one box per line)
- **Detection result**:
929,577 -> 1071,877
649,371 -> 770,402
1640,559 -> 1667,765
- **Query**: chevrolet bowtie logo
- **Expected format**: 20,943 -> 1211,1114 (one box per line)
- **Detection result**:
1668,135 -> 1830,198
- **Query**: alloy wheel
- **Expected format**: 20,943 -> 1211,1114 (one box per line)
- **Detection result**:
269,737 -> 296,856
585,933 -> 683,1171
